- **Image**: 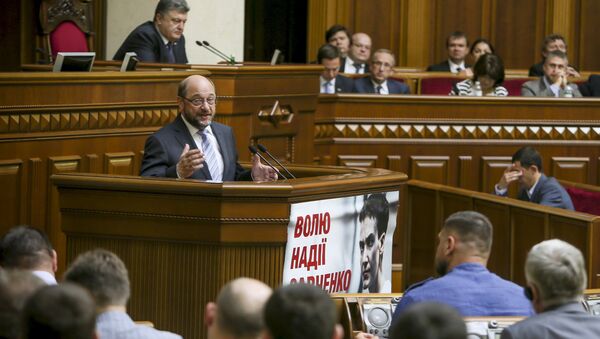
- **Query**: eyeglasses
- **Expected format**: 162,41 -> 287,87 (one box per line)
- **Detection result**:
372,61 -> 393,69
180,96 -> 216,106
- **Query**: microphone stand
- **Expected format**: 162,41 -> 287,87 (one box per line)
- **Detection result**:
257,144 -> 296,179
196,41 -> 236,65
248,145 -> 287,180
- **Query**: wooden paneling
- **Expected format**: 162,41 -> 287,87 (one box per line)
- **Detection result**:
410,156 -> 449,185
337,155 -> 377,167
578,0 -> 600,71
405,180 -> 600,288
0,160 -> 23,229
550,157 -> 589,183
105,152 -> 137,176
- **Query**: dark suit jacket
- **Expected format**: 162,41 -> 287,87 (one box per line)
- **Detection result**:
528,61 -> 544,77
352,76 -> 410,94
515,174 -> 574,210
339,57 -> 370,73
334,74 -> 354,93
579,74 -> 600,97
113,21 -> 188,64
426,60 -> 451,72
501,303 -> 600,339
140,115 -> 250,181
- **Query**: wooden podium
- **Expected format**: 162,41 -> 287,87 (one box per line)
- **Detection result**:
52,165 -> 406,339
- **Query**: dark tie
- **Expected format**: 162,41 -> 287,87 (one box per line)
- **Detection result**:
376,85 -> 382,94
456,67 -> 462,73
354,63 -> 363,73
166,42 -> 176,63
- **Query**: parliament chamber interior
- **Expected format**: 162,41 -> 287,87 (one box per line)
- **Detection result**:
2,0 -> 600,338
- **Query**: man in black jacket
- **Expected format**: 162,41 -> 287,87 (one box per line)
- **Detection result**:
317,44 -> 354,94
114,0 -> 189,64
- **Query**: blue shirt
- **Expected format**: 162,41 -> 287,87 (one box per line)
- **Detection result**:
393,263 -> 534,318
97,311 -> 182,339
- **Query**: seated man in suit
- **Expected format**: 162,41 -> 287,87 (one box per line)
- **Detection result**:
205,278 -> 272,339
494,146 -> 574,210
579,74 -> 600,97
339,33 -> 372,74
318,44 -> 353,94
528,34 -> 580,78
501,239 -> 600,338
392,211 -> 533,318
325,24 -> 351,58
114,0 -> 189,64
65,249 -> 182,339
352,49 -> 410,95
427,31 -> 469,73
140,75 -> 278,182
521,50 -> 582,97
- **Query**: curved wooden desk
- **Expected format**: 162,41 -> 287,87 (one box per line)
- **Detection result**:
52,165 -> 407,339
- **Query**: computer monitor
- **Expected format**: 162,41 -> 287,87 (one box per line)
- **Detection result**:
120,52 -> 139,72
52,52 -> 96,72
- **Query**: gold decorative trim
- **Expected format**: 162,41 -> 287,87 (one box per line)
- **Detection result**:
61,208 -> 290,224
315,122 -> 600,140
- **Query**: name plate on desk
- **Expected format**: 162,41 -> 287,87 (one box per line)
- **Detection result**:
283,191 -> 399,293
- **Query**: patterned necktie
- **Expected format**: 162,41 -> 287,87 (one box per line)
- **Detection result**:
166,42 -> 176,63
199,129 -> 223,181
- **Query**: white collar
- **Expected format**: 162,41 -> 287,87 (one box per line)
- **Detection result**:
527,176 -> 541,198
32,270 -> 57,285
181,114 -> 213,137
448,59 -> 465,73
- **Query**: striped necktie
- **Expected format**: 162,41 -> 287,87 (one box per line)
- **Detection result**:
199,129 -> 223,181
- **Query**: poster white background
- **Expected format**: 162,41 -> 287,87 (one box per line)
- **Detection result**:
283,191 -> 399,293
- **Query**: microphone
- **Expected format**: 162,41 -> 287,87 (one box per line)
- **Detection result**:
257,144 -> 296,179
248,145 -> 286,180
196,40 -> 236,65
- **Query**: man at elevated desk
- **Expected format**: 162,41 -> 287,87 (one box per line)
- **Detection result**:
113,0 -> 189,64
140,75 -> 278,182
494,146 -> 574,210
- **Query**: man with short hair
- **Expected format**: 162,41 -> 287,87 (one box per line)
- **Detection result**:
205,278 -> 272,339
529,34 -> 580,77
427,31 -> 469,73
264,283 -> 344,339
22,283 -> 97,339
0,226 -> 57,285
392,211 -> 533,318
325,25 -> 351,58
352,49 -> 410,94
317,44 -> 353,94
114,0 -> 190,63
501,239 -> 600,338
494,146 -> 574,210
390,302 -> 467,339
521,50 -> 582,97
340,33 -> 372,74
359,193 -> 390,293
140,74 -> 277,181
64,249 -> 181,339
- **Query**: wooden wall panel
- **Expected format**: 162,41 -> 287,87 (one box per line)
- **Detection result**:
405,186 -> 438,283
337,155 -> 377,167
511,209 -> 546,283
0,160 -> 23,231
352,0 -> 403,54
481,156 -> 512,194
578,0 -> 600,71
550,157 -> 589,183
409,156 -> 449,185
105,152 -> 137,176
473,199 -> 511,279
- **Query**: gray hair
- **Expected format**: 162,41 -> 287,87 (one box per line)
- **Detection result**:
525,239 -> 586,307
64,249 -> 130,308
545,50 -> 568,64
155,0 -> 190,18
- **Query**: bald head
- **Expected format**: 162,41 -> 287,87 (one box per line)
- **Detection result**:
208,278 -> 272,339
178,74 -> 215,98
177,74 -> 217,129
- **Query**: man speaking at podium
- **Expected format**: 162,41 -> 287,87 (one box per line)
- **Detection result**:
140,75 -> 278,182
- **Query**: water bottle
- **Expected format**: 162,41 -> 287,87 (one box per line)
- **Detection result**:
563,85 -> 574,98
473,81 -> 483,97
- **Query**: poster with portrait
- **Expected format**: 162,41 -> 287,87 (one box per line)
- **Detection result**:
282,191 -> 399,293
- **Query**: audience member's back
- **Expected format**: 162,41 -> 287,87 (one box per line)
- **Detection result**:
390,302 -> 467,339
21,283 -> 97,339
264,283 -> 343,339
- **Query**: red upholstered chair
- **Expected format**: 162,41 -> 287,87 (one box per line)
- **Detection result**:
561,180 -> 600,215
503,78 -> 531,96
419,76 -> 463,95
39,0 -> 94,63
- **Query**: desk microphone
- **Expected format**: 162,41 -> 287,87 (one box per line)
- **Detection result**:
196,40 -> 236,65
257,144 -> 296,179
248,145 -> 286,180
